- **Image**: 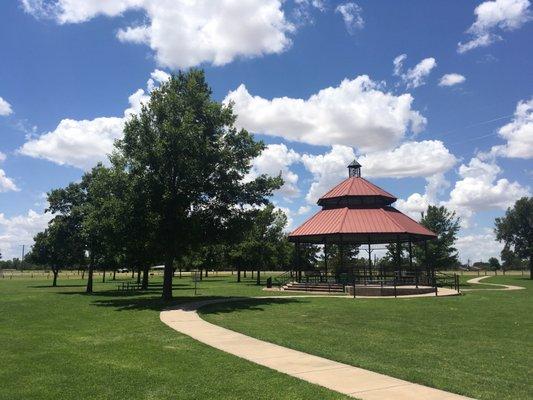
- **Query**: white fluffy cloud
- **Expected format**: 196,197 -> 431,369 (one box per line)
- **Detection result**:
456,231 -> 504,263
18,70 -> 167,170
335,2 -> 364,34
19,117 -> 124,170
395,173 -> 450,219
488,98 -> 533,159
458,0 -> 532,53
445,157 -> 530,222
301,145 -> 356,204
0,96 -> 13,116
300,141 -> 456,206
395,193 -> 430,220
439,73 -> 466,87
0,170 -> 20,193
359,140 -> 457,179
0,210 -> 53,259
246,144 -> 301,198
225,75 -> 426,152
0,153 -> 19,193
393,55 -> 437,88
22,0 -> 294,69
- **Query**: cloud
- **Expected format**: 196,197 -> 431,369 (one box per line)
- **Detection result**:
0,209 -> 53,259
487,98 -> 533,159
335,2 -> 364,34
301,145 -> 356,204
395,193 -> 430,220
300,141 -> 456,206
0,153 -> 19,193
225,75 -> 426,152
445,157 -> 530,222
19,117 -> 124,170
22,0 -> 294,69
359,140 -> 457,179
439,73 -> 466,87
456,231 -> 504,263
395,173 -> 450,219
458,0 -> 532,53
245,144 -> 301,198
18,70 -> 167,170
393,55 -> 437,89
0,169 -> 20,193
0,96 -> 13,116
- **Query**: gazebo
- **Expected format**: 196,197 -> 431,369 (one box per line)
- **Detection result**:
284,161 -> 454,296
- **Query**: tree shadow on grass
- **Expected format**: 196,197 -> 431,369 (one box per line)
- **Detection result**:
28,284 -> 88,288
198,297 -> 306,315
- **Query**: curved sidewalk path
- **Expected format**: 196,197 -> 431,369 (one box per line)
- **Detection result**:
161,294 -> 471,400
463,275 -> 526,291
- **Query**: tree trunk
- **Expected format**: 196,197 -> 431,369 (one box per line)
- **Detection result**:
52,269 -> 58,287
82,269 -> 85,280
137,267 -> 141,284
113,270 -> 116,280
205,269 -> 208,278
86,258 -> 94,293
529,254 -> 532,280
243,270 -> 247,278
142,265 -> 150,290
237,268 -> 241,283
162,255 -> 174,301
102,267 -> 106,283
256,270 -> 260,285
131,269 -> 135,279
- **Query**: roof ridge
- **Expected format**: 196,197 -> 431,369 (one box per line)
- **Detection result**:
380,207 -> 406,233
337,207 -> 349,234
360,177 -> 395,198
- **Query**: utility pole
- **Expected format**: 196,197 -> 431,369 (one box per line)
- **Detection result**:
21,244 -> 25,272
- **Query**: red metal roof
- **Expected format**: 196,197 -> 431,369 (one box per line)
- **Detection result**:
319,177 -> 396,201
289,207 -> 436,239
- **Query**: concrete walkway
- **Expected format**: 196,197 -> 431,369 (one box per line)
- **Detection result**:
464,275 -> 526,291
160,296 -> 472,400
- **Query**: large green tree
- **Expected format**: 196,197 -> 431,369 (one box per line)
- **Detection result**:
229,205 -> 288,285
117,70 -> 281,300
27,216 -> 85,286
495,197 -> 533,279
415,205 -> 460,269
47,162 -> 130,293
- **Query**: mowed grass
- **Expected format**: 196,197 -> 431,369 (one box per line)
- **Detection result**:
201,275 -> 533,400
0,274 -> 350,400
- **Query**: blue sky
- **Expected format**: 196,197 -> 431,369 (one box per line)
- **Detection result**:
0,0 -> 531,261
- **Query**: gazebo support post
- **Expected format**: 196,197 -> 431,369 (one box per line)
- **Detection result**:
295,241 -> 301,283
409,237 -> 417,288
424,239 -> 429,285
339,241 -> 344,285
395,236 -> 401,285
367,241 -> 372,283
324,241 -> 328,282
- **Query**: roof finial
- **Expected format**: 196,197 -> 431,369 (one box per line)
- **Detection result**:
348,160 -> 361,177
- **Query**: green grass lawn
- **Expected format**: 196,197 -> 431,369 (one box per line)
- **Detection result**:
0,274 -> 350,400
201,275 -> 533,400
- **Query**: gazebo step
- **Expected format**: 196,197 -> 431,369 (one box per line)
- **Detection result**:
282,282 -> 345,292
